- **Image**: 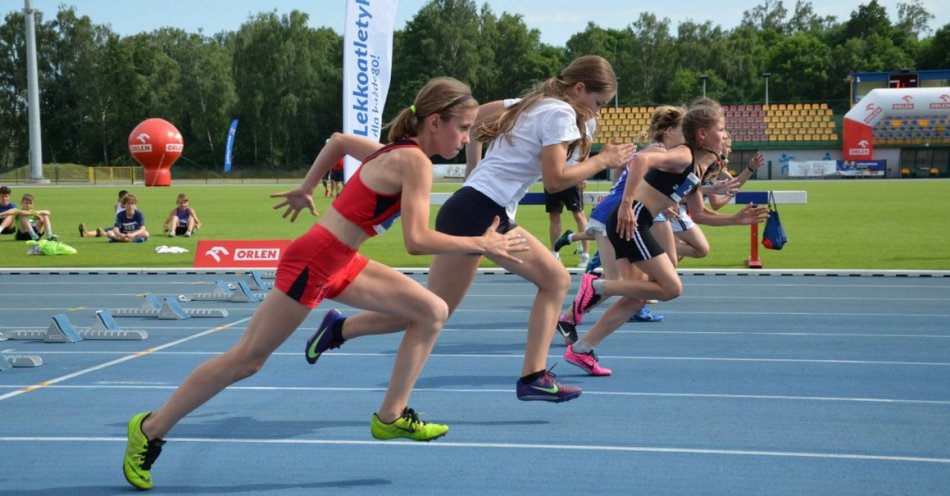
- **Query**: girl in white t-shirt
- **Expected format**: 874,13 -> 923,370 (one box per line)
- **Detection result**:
328,55 -> 635,402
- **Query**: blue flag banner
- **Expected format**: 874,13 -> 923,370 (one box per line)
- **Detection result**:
223,119 -> 239,173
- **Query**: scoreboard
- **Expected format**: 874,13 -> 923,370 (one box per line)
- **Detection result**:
888,72 -> 919,88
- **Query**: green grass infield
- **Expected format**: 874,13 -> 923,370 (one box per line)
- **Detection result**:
1,179 -> 948,270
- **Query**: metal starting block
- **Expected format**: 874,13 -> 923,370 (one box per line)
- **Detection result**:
179,280 -> 261,303
111,294 -> 229,320
1,354 -> 43,369
246,271 -> 272,291
0,312 -> 147,343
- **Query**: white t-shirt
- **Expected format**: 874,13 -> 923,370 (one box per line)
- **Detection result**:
465,98 -> 582,219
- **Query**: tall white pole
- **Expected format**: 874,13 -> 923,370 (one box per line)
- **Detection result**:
25,0 -> 44,181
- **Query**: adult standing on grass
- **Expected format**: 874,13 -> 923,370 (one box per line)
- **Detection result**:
563,101 -> 769,376
121,77 -> 528,491
305,55 -> 634,402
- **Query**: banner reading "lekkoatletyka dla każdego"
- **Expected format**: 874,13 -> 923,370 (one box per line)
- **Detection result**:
343,0 -> 397,180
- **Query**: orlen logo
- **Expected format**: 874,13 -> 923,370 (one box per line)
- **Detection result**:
205,246 -> 230,262
129,144 -> 152,153
930,94 -> 950,110
165,144 -> 184,152
892,95 -> 914,110
863,104 -> 883,123
848,140 -> 871,156
234,248 -> 281,262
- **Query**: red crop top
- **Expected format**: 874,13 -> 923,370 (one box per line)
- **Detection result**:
331,139 -> 418,236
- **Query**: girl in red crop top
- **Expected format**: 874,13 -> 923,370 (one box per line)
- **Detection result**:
123,78 -> 530,487
330,139 -> 415,236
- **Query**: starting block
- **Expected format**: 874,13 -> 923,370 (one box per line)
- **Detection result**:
1,354 -> 43,369
246,271 -> 272,291
179,280 -> 261,303
0,312 -> 147,343
111,294 -> 229,320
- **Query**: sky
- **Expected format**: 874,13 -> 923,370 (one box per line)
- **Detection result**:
14,0 -> 950,47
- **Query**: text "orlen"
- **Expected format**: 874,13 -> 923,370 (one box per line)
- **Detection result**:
234,248 -> 280,261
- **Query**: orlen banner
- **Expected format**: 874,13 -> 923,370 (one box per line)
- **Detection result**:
193,240 -> 291,268
843,87 -> 950,161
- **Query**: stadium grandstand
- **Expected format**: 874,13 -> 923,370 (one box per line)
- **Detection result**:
595,103 -> 839,146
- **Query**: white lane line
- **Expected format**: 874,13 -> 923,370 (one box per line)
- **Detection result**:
3,351 -> 948,367
1,436 -> 947,464
2,384 -> 948,406
0,317 -> 252,402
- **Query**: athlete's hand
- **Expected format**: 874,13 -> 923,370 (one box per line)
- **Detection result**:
480,216 -> 529,264
747,152 -> 765,171
705,176 -> 742,197
616,204 -> 638,241
736,203 -> 770,224
599,140 -> 637,169
662,206 -> 680,221
271,188 -> 318,222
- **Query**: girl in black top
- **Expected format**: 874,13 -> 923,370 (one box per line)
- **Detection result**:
564,101 -> 769,376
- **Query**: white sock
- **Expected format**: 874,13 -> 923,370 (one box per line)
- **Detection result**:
592,279 -> 605,295
572,342 -> 594,354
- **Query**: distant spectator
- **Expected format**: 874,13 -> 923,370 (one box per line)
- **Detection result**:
0,185 -> 17,235
13,193 -> 58,241
163,193 -> 202,237
329,157 -> 345,196
105,194 -> 149,243
80,189 -> 128,238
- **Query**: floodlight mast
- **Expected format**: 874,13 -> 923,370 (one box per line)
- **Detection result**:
24,0 -> 44,181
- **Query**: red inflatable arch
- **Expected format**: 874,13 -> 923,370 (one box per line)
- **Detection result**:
842,87 -> 950,161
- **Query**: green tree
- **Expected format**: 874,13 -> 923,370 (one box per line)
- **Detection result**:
741,0 -> 789,34
765,31 -> 833,102
618,13 -> 675,106
917,24 -> 950,69
389,0 -> 481,120
896,0 -> 935,39
0,9 -> 30,169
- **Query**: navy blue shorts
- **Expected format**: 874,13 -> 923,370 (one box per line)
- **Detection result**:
435,186 -> 517,236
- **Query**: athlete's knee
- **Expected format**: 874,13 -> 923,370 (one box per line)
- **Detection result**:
692,242 -> 710,258
411,296 -> 449,334
221,356 -> 263,382
656,280 -> 683,301
549,268 -> 572,296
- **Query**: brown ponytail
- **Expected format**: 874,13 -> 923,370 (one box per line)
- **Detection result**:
386,77 -> 478,142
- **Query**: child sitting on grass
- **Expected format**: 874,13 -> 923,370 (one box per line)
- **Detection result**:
163,193 -> 202,237
13,193 -> 58,241
105,194 -> 149,243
